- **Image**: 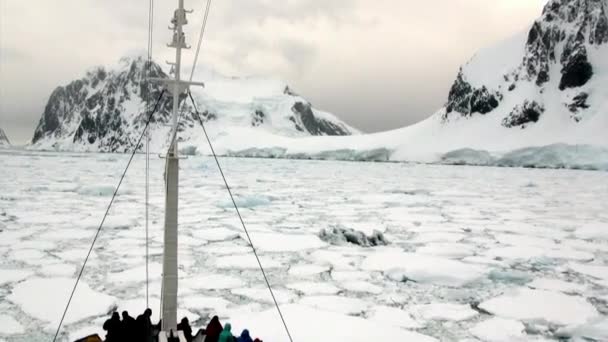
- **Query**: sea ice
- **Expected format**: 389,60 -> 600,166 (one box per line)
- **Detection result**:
339,281 -> 383,294
38,263 -> 76,277
527,278 -> 587,294
416,242 -> 475,258
557,317 -> 608,341
0,315 -> 24,335
479,288 -> 598,326
180,296 -> 233,313
288,264 -> 330,277
217,195 -> 272,208
0,269 -> 33,286
486,246 -> 594,262
182,274 -> 245,290
2,152 -> 608,341
8,277 -> 115,329
231,287 -> 295,304
362,250 -> 487,287
213,254 -> 283,269
574,222 -> 608,240
107,263 -> 163,283
9,249 -> 46,262
190,227 -> 239,242
469,317 -> 525,342
368,306 -> 423,329
569,262 -> 608,286
411,232 -> 465,243
411,303 -> 478,322
242,232 -> 326,252
287,282 -> 341,295
298,295 -> 370,315
229,304 -> 438,342
330,270 -> 371,281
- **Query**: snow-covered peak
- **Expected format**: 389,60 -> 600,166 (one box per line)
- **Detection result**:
31,57 -> 357,152
0,128 -> 10,147
442,0 -> 608,132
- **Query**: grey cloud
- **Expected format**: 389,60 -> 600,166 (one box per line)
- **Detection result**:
218,0 -> 357,25
278,39 -> 317,71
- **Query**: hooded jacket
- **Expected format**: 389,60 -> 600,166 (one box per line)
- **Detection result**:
236,329 -> 253,342
218,323 -> 234,342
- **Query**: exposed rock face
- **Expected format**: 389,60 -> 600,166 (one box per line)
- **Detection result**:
32,57 -> 182,152
291,102 -> 351,136
442,0 -> 608,127
568,93 -> 590,121
0,128 -> 10,146
444,72 -> 502,118
502,101 -> 545,128
31,56 -> 356,152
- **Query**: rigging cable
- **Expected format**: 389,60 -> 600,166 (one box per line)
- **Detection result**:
145,0 -> 155,309
189,0 -> 212,82
51,90 -> 166,342
187,91 -> 295,342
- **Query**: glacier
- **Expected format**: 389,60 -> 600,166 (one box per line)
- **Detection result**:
1,150 -> 607,341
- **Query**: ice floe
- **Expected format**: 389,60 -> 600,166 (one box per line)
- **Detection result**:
298,295 -> 369,315
339,281 -> 383,294
244,232 -> 326,252
0,269 -> 33,286
368,305 -> 423,329
362,250 -> 487,287
469,317 -> 525,342
479,288 -> 598,326
213,254 -> 283,269
557,317 -> 608,341
573,221 -> 608,240
569,262 -> 608,286
411,303 -> 478,322
8,277 -> 115,329
527,278 -> 587,294
231,287 -> 295,304
0,315 -> 25,335
288,264 -> 330,277
229,304 -> 438,342
182,274 -> 245,290
287,282 -> 341,295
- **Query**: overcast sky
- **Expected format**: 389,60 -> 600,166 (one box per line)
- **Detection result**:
0,0 -> 547,144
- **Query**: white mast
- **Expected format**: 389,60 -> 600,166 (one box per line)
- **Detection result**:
151,0 -> 204,336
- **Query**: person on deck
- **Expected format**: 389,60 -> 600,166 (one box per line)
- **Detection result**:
136,308 -> 153,342
218,323 -> 235,342
236,329 -> 253,342
204,316 -> 223,342
177,317 -> 193,342
121,311 -> 136,341
102,312 -> 121,342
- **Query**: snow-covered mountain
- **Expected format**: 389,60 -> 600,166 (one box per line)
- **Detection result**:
0,128 -> 10,147
31,56 -> 357,152
201,0 -> 608,169
30,0 -> 608,169
442,0 -> 608,129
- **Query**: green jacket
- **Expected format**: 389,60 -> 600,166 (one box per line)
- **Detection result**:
218,323 -> 234,342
